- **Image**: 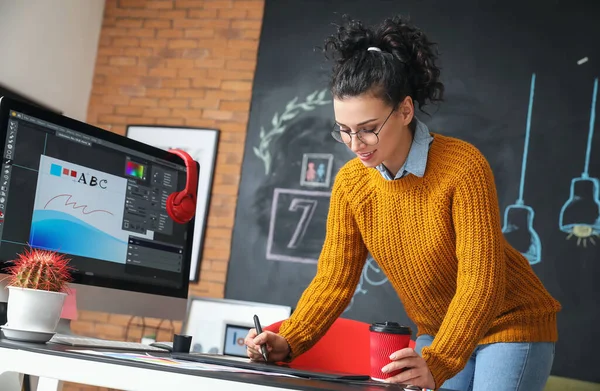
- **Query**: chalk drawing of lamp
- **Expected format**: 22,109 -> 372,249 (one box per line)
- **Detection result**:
559,77 -> 600,247
502,73 -> 542,265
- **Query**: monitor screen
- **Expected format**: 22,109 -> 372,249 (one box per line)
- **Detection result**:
0,97 -> 194,299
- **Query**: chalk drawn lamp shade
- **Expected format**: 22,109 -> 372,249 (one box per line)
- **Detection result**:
502,203 -> 542,265
558,77 -> 600,248
559,176 -> 600,246
500,73 -> 542,266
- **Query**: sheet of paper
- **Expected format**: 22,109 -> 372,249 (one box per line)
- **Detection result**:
66,350 -> 298,377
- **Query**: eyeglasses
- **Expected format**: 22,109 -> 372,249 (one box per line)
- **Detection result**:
331,108 -> 395,146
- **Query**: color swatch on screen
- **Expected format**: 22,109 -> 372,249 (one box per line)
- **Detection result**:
125,161 -> 145,179
50,163 -> 77,178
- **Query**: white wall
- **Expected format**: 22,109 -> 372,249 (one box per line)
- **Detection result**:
0,0 -> 105,121
0,4 -> 104,389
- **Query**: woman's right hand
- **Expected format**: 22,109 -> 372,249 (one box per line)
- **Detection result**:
244,328 -> 291,362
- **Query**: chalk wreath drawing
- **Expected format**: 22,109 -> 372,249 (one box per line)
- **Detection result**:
559,77 -> 600,247
501,73 -> 543,265
253,89 -> 331,175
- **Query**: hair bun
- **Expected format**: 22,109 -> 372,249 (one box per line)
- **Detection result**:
323,15 -> 375,64
375,16 -> 444,107
323,14 -> 444,113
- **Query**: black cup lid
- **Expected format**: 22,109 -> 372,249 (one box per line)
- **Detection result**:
369,321 -> 412,335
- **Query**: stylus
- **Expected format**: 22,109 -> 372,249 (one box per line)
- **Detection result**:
253,314 -> 269,362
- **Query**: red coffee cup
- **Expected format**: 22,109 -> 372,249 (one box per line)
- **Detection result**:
369,322 -> 412,381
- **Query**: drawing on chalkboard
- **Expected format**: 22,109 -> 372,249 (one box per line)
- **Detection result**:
253,89 -> 331,175
266,188 -> 331,263
559,77 -> 600,247
501,73 -> 542,265
345,255 -> 389,312
300,153 -> 334,188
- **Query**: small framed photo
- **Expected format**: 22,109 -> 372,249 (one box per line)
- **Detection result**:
222,323 -> 252,357
181,297 -> 292,355
300,153 -> 333,188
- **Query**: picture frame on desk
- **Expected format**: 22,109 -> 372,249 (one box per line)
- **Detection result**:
125,125 -> 219,283
182,296 -> 292,356
222,323 -> 252,357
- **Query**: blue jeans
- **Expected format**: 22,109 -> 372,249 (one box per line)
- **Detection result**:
415,334 -> 555,391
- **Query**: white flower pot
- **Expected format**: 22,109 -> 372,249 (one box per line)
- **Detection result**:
6,286 -> 66,332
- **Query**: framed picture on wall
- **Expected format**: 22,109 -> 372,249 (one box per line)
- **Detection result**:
300,153 -> 334,188
126,125 -> 219,282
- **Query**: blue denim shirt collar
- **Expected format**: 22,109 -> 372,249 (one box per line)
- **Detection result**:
376,118 -> 433,180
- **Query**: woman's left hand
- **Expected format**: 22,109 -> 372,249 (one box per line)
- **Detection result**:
381,348 -> 435,389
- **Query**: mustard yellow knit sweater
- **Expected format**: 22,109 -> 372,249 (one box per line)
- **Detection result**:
278,133 -> 561,387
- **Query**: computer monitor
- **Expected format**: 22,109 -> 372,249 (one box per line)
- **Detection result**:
0,96 -> 197,323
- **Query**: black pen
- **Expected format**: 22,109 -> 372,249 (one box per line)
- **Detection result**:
253,314 -> 269,362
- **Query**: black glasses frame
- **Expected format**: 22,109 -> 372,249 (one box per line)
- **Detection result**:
331,107 -> 396,146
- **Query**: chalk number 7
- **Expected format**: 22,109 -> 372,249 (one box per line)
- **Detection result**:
287,198 -> 318,249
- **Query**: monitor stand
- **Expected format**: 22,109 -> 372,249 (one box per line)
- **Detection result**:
55,318 -> 75,335
0,302 -> 6,329
0,279 -> 7,328
0,279 -> 7,303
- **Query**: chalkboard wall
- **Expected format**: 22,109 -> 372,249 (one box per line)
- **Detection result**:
225,0 -> 600,383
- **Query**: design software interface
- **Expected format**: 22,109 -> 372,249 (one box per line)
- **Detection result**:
0,110 -> 190,291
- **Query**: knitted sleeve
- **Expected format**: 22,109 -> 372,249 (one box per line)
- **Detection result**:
278,177 -> 368,358
421,153 -> 506,388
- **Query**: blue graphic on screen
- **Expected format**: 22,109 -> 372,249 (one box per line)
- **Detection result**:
30,210 -> 127,261
28,156 -> 148,264
501,73 -> 542,265
559,77 -> 600,247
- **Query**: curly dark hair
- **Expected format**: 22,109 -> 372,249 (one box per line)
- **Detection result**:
323,15 -> 444,115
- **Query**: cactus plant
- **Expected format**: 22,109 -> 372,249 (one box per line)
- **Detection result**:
4,247 -> 73,292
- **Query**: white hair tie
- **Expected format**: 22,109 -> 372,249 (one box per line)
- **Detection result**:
367,47 -> 381,52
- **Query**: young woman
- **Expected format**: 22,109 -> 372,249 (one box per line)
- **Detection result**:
245,15 -> 561,391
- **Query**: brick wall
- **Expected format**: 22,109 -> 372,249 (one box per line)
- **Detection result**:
62,0 -> 264,390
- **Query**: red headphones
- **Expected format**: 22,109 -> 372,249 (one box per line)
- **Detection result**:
166,149 -> 198,224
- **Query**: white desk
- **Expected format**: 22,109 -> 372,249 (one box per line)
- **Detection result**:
0,347 -> 280,391
0,340 -> 388,391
